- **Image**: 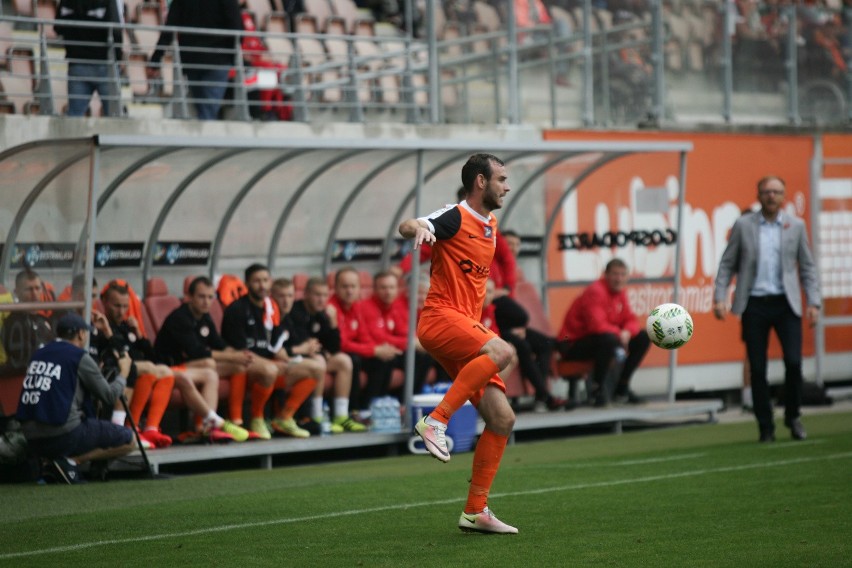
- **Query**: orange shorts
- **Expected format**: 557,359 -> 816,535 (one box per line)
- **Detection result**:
417,308 -> 505,406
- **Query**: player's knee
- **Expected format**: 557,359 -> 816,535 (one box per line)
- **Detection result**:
485,339 -> 515,370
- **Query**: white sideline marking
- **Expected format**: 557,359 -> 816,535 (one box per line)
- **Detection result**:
3,451 -> 851,560
613,452 -> 706,466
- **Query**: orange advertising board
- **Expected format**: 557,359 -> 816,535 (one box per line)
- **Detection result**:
541,130 -> 840,367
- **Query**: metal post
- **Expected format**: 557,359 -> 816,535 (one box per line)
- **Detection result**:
506,0 -> 520,124
847,7 -> 852,124
84,140 -> 100,336
785,4 -> 799,125
171,37 -> 190,119
667,150 -> 688,403
650,0 -> 665,124
600,30 -> 610,126
106,28 -> 122,117
403,150 -> 425,432
492,38 -> 501,123
232,35 -> 251,122
811,135 -> 824,386
347,42 -> 364,122
582,0 -> 594,126
722,0 -> 733,123
548,28 -> 557,127
426,0 -> 440,124
36,29 -> 54,115
287,51 -> 309,122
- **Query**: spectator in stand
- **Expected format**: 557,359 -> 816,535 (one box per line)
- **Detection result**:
331,267 -> 403,414
221,264 -> 318,439
362,270 -> 436,398
54,0 -> 123,117
271,278 -> 365,433
1,269 -> 55,374
17,313 -> 135,484
153,276 -> 252,442
148,0 -> 244,120
556,258 -> 650,406
96,281 -> 175,448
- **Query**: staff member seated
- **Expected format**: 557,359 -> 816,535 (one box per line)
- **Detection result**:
16,313 -> 135,484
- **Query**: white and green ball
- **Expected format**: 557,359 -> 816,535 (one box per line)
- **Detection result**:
646,303 -> 694,350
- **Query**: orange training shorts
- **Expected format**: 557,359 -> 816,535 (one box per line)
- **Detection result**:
417,308 -> 506,406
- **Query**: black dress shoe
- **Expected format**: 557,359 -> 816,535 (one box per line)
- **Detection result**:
759,431 -> 776,443
787,419 -> 807,441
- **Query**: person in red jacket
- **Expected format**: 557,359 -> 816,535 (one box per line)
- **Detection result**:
362,270 -> 437,397
330,267 -> 402,414
557,258 -> 650,406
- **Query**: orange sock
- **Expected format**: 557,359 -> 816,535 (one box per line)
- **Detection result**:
128,373 -> 156,426
145,375 -> 174,430
464,429 -> 509,514
228,372 -> 247,424
250,381 -> 275,420
431,355 -> 499,424
280,377 -> 318,420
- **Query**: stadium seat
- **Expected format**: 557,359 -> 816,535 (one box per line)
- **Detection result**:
144,277 -> 181,335
0,375 -> 25,416
292,272 -> 309,299
302,0 -> 334,32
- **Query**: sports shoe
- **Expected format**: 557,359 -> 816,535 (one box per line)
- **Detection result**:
50,457 -> 83,485
141,428 -> 173,448
458,507 -> 518,534
270,417 -> 310,438
176,430 -> 204,445
249,417 -> 273,440
333,416 -> 367,433
220,420 -> 250,442
414,416 -> 450,463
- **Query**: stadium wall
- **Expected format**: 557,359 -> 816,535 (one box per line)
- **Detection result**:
543,129 -> 852,392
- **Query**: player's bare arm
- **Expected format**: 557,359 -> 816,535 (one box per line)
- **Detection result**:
399,218 -> 435,250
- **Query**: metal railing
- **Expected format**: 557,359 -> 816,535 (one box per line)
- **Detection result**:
0,1 -> 849,126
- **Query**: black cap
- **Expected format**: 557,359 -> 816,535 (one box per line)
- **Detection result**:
56,313 -> 92,336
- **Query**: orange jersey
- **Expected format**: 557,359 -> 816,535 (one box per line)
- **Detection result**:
421,201 -> 497,319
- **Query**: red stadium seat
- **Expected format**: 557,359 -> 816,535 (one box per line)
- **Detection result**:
144,277 -> 181,336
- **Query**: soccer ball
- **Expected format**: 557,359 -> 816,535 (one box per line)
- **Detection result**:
646,303 -> 694,350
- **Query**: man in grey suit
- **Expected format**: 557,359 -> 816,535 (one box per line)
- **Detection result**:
713,176 -> 821,443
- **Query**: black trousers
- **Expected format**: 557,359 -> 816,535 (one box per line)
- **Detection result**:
741,295 -> 803,434
503,328 -> 554,402
557,331 -> 650,400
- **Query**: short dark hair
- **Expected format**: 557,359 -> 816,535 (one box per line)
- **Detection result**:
188,276 -> 213,296
304,276 -> 327,294
757,176 -> 785,192
14,269 -> 40,290
501,229 -> 519,239
244,263 -> 269,283
605,258 -> 628,273
461,153 -> 503,193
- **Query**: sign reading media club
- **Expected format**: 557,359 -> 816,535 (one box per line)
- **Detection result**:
152,242 -> 212,266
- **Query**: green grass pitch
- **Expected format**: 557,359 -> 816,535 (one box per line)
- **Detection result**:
1,411 -> 850,567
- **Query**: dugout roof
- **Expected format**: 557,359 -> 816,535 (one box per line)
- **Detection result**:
0,134 -> 692,400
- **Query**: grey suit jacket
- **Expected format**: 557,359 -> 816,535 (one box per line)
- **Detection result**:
714,211 -> 821,317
